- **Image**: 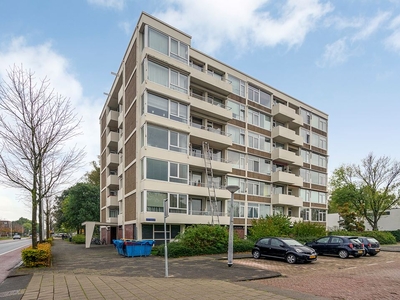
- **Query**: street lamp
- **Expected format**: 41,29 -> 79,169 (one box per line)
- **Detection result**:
226,185 -> 239,267
163,198 -> 169,277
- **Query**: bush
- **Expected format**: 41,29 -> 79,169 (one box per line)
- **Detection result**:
22,243 -> 52,267
72,234 -> 85,244
388,230 -> 400,242
329,230 -> 396,244
248,215 -> 291,240
291,222 -> 326,243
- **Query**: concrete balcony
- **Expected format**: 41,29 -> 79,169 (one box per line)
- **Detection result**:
118,111 -> 124,128
107,131 -> 119,147
272,103 -> 302,126
190,67 -> 232,96
117,214 -> 123,225
190,93 -> 232,122
190,126 -> 232,150
118,164 -> 124,176
271,194 -> 303,207
106,174 -> 119,187
272,148 -> 303,166
106,217 -> 118,224
188,153 -> 232,174
106,196 -> 118,207
117,190 -> 123,201
271,171 -> 303,187
272,126 -> 303,147
107,110 -> 118,128
106,153 -> 119,167
139,211 -> 230,226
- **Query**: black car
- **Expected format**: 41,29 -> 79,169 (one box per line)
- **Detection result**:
305,236 -> 364,259
252,237 -> 317,264
357,236 -> 381,256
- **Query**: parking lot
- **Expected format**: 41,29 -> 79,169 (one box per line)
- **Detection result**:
236,251 -> 400,299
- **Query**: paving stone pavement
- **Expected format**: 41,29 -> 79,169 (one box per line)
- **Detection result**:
1,239 -> 329,300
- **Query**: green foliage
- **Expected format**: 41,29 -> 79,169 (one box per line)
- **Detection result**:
233,238 -> 254,252
61,183 -> 100,234
22,243 -> 51,267
84,160 -> 100,186
329,230 -> 396,244
248,214 -> 291,240
291,221 -> 326,242
72,234 -> 85,244
388,230 -> 400,242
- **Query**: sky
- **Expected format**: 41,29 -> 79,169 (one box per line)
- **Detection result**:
1,0 -> 400,221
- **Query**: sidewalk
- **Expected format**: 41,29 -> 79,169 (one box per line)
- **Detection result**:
0,239 -> 330,300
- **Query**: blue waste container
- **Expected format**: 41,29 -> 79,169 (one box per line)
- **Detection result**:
125,240 -> 155,257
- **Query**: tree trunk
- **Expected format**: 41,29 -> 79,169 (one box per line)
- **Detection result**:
31,191 -> 38,249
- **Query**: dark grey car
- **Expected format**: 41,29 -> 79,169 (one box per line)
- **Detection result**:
357,236 -> 380,256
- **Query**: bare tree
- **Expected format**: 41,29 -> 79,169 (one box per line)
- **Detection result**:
0,65 -> 85,248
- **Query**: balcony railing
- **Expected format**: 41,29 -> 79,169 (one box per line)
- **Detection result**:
189,150 -> 229,163
190,122 -> 231,137
190,92 -> 230,110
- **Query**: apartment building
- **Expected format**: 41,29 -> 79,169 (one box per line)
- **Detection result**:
99,12 -> 328,244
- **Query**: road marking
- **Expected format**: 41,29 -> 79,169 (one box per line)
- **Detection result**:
0,244 -> 30,256
367,263 -> 378,266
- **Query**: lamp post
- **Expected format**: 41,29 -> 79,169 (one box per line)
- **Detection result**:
226,185 -> 239,267
163,198 -> 169,277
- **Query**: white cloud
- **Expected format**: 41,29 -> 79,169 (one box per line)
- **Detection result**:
0,37 -> 102,220
87,0 -> 125,10
385,14 -> 400,53
317,38 -> 350,67
154,0 -> 333,55
352,11 -> 391,41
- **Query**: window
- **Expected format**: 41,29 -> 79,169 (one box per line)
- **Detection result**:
248,85 -> 271,108
170,38 -> 188,63
300,128 -> 310,144
310,170 -> 327,186
300,168 -> 310,182
232,201 -> 245,217
148,27 -> 168,55
109,208 -> 119,218
311,113 -> 327,132
169,194 -> 188,214
227,125 -> 245,145
299,189 -> 310,202
145,158 -> 188,184
146,124 -> 188,154
248,131 -> 271,152
311,132 -> 327,150
226,176 -> 246,194
311,209 -> 326,222
248,108 -> 271,130
228,150 -> 245,169
147,26 -> 188,64
147,61 -> 188,94
310,152 -> 327,168
301,149 -> 310,163
146,191 -> 167,212
300,108 -> 311,125
248,203 -> 259,218
227,100 -> 245,121
228,74 -> 245,97
273,206 -> 284,215
300,208 -> 310,220
248,155 -> 271,175
145,92 -> 188,124
247,179 -> 270,196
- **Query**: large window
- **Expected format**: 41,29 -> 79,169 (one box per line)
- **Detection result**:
248,154 -> 271,175
145,158 -> 188,184
145,92 -> 188,124
311,209 -> 326,222
248,108 -> 271,130
227,125 -> 245,145
169,193 -> 188,214
248,85 -> 271,108
147,61 -> 188,94
311,113 -> 327,132
145,124 -> 188,154
301,208 -> 310,220
310,170 -> 327,186
228,74 -> 245,97
248,131 -> 271,152
227,99 -> 245,121
247,179 -> 270,196
147,26 -> 188,63
228,150 -> 245,169
311,132 -> 327,150
300,128 -> 310,144
146,191 -> 167,212
310,152 -> 327,168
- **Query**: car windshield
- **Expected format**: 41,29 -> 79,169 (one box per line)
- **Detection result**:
283,239 -> 303,246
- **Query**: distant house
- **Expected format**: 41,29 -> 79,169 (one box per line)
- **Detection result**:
327,208 -> 400,231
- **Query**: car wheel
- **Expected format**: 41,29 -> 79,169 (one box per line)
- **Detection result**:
338,250 -> 349,259
252,250 -> 261,259
286,253 -> 297,264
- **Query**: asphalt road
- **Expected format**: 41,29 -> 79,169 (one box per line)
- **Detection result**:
0,238 -> 31,284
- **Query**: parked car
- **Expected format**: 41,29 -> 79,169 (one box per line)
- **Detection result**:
357,236 -> 381,256
305,236 -> 364,259
13,234 -> 21,240
252,237 -> 317,264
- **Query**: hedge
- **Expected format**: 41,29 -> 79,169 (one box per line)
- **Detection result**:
329,230 -> 396,244
21,243 -> 52,267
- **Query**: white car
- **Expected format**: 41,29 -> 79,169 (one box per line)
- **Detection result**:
13,234 -> 21,240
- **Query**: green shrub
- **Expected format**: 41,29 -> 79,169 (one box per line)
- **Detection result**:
248,215 -> 291,240
291,222 -> 326,244
233,238 -> 254,252
22,243 -> 52,267
72,234 -> 85,244
329,230 -> 396,244
388,230 -> 400,242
